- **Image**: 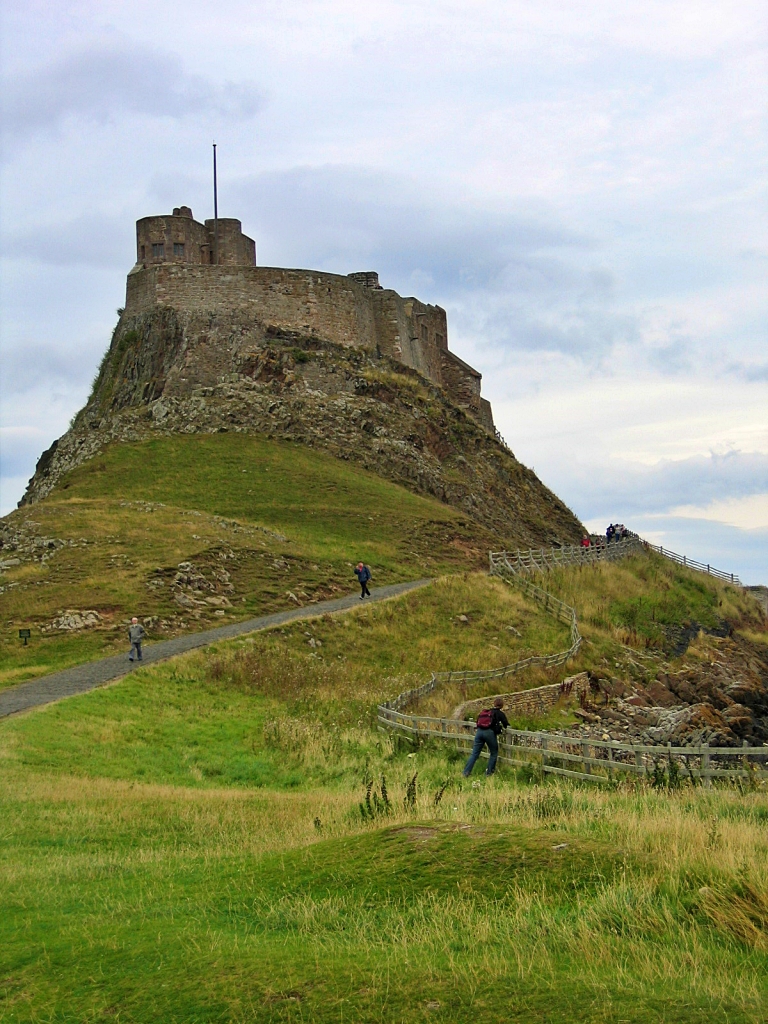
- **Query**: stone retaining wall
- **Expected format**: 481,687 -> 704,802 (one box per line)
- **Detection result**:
455,672 -> 590,721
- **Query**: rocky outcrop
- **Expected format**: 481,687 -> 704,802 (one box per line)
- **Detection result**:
20,311 -> 584,550
569,634 -> 768,748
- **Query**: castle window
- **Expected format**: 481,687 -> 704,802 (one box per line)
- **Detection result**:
435,333 -> 444,347
173,242 -> 185,257
152,243 -> 165,258
421,323 -> 428,341
140,245 -> 145,260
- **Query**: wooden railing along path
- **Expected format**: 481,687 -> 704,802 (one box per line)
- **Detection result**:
377,534 -> 759,784
378,541 -> 595,718
647,543 -> 742,586
379,535 -> 642,720
489,534 -> 644,576
376,708 -> 768,785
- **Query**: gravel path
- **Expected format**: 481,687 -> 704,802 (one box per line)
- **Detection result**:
0,580 -> 431,719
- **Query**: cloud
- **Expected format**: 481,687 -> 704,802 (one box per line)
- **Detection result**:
0,214 -> 132,269
232,165 -> 638,359
0,339 -> 104,395
564,450 -> 768,521
606,514 -> 768,587
1,42 -> 264,139
727,361 -> 768,382
0,426 -> 52,481
669,493 -> 768,531
237,165 -> 583,281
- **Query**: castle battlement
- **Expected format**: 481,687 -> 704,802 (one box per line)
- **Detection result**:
126,208 -> 492,429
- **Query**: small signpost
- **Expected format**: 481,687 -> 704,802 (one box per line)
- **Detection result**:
18,628 -> 31,646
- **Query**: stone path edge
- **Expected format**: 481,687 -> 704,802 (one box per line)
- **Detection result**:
0,580 -> 432,719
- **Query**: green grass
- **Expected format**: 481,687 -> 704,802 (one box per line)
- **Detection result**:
54,432 -> 492,561
2,497 -> 768,1020
2,759 -> 767,1022
542,552 -> 756,651
0,575 -> 570,789
0,434 -> 496,686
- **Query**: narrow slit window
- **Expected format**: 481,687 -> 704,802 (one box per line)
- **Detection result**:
152,243 -> 165,258
173,242 -> 185,257
140,245 -> 145,260
421,323 -> 428,341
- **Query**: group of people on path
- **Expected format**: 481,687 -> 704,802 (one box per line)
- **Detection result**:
606,523 -> 628,543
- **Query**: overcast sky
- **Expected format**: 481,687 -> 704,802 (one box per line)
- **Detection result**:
1,0 -> 766,583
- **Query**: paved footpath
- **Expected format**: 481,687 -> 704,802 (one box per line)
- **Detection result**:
0,579 -> 431,719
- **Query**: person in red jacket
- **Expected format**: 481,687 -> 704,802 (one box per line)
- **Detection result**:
580,535 -> 591,547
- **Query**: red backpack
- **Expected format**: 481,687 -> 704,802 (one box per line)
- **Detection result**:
476,708 -> 494,729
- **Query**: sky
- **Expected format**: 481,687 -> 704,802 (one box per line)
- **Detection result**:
1,0 -> 766,583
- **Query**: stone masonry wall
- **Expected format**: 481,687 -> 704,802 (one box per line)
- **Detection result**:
457,673 -> 590,721
125,265 -> 380,351
124,264 -> 492,427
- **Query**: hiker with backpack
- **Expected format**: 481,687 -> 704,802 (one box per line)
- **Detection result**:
462,697 -> 509,777
354,562 -> 372,599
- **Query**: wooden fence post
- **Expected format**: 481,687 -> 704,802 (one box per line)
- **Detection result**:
702,741 -> 711,788
582,741 -> 591,776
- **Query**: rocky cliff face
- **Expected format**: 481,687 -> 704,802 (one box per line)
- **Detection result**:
21,309 -> 584,549
575,632 -> 768,748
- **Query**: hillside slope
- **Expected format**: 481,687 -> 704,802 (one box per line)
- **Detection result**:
21,309 -> 584,547
0,434 -> 502,686
1,562 -> 767,1022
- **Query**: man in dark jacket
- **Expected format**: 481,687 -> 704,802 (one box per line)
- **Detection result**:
354,562 -> 371,599
128,617 -> 145,662
462,697 -> 509,777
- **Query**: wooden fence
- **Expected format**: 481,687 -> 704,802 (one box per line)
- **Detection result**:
378,537 -> 642,722
376,707 -> 768,785
647,543 -> 742,586
378,548 -> 587,717
489,534 -> 644,576
377,534 -> 756,784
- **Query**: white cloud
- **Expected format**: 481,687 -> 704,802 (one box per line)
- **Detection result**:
1,40 -> 263,140
0,0 -> 766,579
668,494 -> 768,531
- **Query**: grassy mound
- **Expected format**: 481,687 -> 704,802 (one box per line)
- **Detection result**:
2,759 -> 767,1022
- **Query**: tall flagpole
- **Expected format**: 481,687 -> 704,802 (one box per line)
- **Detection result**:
212,142 -> 219,266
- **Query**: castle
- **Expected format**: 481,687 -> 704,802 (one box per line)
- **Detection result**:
128,206 -> 493,429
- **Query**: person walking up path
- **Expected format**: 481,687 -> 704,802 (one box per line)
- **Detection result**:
128,618 -> 145,662
0,579 -> 431,720
462,697 -> 509,777
354,562 -> 372,599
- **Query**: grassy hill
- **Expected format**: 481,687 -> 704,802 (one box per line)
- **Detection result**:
2,429 -> 767,1021
2,626 -> 767,1021
0,434 -> 501,687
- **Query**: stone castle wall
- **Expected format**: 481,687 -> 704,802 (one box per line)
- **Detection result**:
124,260 -> 493,428
128,207 -> 491,427
136,208 -> 256,268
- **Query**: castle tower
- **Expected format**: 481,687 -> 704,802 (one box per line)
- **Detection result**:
135,207 -> 256,267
